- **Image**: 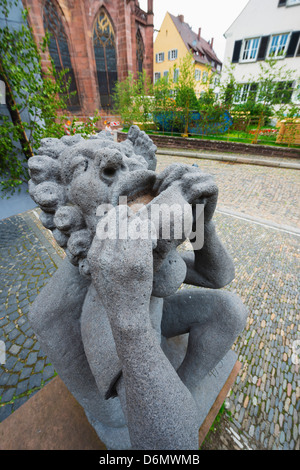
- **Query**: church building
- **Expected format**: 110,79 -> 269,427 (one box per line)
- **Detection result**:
22,0 -> 154,118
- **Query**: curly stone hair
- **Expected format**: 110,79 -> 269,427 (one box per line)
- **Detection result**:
28,127 -> 157,277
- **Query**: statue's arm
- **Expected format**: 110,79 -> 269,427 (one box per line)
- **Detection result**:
87,207 -> 199,450
29,258 -> 90,334
181,220 -> 235,289
153,163 -> 235,289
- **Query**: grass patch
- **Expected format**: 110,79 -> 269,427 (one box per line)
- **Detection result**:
121,127 -> 300,149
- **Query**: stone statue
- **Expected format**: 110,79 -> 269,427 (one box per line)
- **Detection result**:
28,126 -> 247,450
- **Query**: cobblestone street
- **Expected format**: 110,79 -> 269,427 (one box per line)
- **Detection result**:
156,153 -> 300,230
0,152 -> 299,450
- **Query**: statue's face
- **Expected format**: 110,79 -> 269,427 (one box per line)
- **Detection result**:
29,132 -> 189,290
60,140 -> 156,232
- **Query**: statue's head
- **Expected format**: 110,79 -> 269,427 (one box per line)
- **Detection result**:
28,126 -> 157,276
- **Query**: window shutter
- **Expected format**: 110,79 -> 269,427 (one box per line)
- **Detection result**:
175,49 -> 178,59
168,51 -> 171,60
156,53 -> 158,63
286,31 -> 300,57
257,36 -> 270,60
232,40 -> 242,63
278,0 -> 286,6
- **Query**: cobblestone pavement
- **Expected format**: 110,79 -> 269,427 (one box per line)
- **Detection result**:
213,212 -> 299,450
0,212 -> 64,422
157,153 -> 300,230
0,153 -> 299,450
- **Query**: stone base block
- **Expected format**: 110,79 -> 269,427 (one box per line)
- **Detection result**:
0,375 -> 105,450
0,354 -> 240,450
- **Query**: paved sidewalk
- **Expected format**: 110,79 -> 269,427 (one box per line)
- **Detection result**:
157,153 -> 300,230
157,148 -> 300,170
0,153 -> 299,450
0,211 -> 64,421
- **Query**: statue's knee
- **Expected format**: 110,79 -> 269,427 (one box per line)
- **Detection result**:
218,291 -> 248,337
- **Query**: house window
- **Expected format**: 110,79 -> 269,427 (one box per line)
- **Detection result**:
173,68 -> 179,82
93,7 -> 118,110
154,72 -> 161,83
163,71 -> 169,78
268,33 -> 290,58
43,0 -> 80,110
235,83 -> 258,104
156,52 -> 165,63
240,84 -> 251,103
202,71 -> 208,83
0,80 -> 5,105
292,80 -> 300,103
241,38 -> 260,61
195,69 -> 201,81
168,49 -> 178,61
297,37 -> 300,56
273,81 -> 294,104
287,0 -> 300,5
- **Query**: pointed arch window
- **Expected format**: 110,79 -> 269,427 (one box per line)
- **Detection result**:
43,0 -> 80,110
93,8 -> 118,110
136,29 -> 145,75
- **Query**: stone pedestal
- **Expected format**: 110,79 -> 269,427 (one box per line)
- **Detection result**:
0,354 -> 240,450
0,375 -> 105,450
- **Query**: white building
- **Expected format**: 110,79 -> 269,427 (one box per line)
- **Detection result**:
222,0 -> 300,105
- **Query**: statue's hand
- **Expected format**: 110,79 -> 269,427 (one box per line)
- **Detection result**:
87,206 -> 155,332
153,163 -> 218,222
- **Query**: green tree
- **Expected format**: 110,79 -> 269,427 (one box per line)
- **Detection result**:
249,59 -> 298,143
172,53 -> 198,136
113,72 -> 136,126
0,0 -> 84,197
133,71 -> 154,130
113,71 -> 154,129
219,64 -> 238,111
220,59 -> 299,143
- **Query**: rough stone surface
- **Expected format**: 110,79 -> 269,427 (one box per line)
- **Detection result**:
0,147 -> 299,449
25,126 -> 247,450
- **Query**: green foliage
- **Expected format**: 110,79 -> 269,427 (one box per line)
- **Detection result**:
0,0 -> 90,197
153,76 -> 174,110
65,111 -> 102,137
198,89 -> 215,107
112,73 -> 135,125
220,59 -> 300,143
172,53 -> 198,134
113,71 -> 154,129
114,52 -> 299,144
232,102 -> 273,127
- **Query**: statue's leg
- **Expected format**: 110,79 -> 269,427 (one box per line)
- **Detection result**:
80,284 -> 132,450
28,259 -> 94,399
29,259 -> 130,449
161,289 -> 247,394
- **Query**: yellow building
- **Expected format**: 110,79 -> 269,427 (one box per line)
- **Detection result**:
153,12 -> 222,97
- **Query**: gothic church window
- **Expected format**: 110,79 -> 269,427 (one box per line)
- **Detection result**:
136,29 -> 145,75
43,0 -> 80,110
93,8 -> 118,109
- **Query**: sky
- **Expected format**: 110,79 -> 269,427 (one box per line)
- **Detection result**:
139,0 -> 250,62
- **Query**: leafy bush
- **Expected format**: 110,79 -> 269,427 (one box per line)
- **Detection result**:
0,1 -> 100,197
232,102 -> 273,124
